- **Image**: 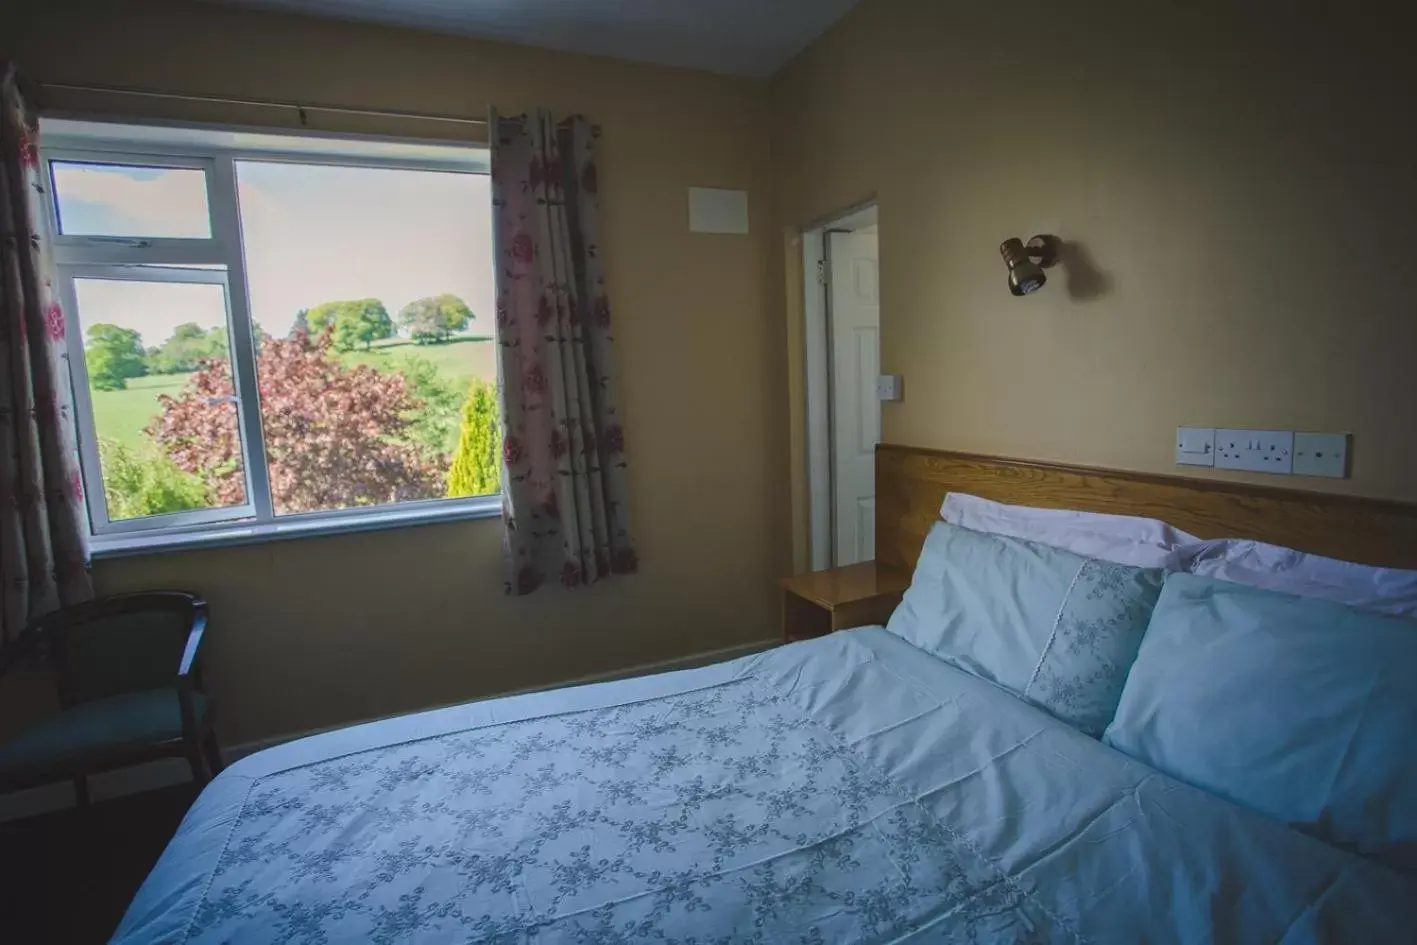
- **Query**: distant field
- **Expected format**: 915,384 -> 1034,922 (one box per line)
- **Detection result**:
89,373 -> 188,450
87,337 -> 497,451
342,336 -> 497,391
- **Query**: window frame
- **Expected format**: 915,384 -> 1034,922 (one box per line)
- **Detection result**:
59,264 -> 263,535
41,121 -> 500,555
47,150 -> 224,254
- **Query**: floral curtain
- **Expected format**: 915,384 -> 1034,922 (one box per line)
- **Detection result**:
491,109 -> 636,595
0,65 -> 92,645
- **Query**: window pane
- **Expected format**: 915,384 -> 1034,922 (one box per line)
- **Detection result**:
235,160 -> 496,515
72,277 -> 249,522
52,162 -> 212,238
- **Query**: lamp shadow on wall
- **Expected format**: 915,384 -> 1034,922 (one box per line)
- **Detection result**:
1057,241 -> 1114,302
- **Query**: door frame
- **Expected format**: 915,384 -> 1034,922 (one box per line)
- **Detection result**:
802,200 -> 879,570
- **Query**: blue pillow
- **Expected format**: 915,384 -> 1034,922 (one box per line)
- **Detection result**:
886,522 -> 1164,736
1104,573 -> 1417,874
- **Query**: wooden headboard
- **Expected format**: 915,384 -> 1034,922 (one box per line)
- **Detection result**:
876,445 -> 1417,573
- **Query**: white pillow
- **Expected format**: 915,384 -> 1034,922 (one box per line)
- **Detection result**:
940,493 -> 1199,570
887,522 -> 1165,736
1187,539 -> 1417,619
1104,573 -> 1417,874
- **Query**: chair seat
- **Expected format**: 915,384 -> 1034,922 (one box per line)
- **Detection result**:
0,689 -> 210,778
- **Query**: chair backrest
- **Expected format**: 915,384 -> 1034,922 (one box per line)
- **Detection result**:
39,593 -> 205,705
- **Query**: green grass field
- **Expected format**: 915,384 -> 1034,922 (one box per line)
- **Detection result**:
341,335 -> 496,391
88,337 -> 497,450
89,373 -> 189,450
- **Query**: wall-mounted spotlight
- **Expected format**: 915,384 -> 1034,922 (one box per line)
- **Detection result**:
999,235 -> 1060,296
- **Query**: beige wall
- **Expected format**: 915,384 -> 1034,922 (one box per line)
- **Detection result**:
773,0 -> 1416,503
3,0 -> 785,747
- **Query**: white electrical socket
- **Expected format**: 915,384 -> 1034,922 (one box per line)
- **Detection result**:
1293,432 -> 1349,479
876,375 -> 903,402
1215,429 -> 1294,474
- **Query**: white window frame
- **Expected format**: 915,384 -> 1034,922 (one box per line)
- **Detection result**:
47,151 -> 229,261
60,264 -> 265,535
41,120 -> 500,557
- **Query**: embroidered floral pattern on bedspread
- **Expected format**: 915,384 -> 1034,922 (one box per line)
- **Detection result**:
183,678 -> 1057,943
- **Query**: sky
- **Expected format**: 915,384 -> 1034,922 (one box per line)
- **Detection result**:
55,160 -> 495,348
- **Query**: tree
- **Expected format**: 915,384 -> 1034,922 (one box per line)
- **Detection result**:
305,298 -> 394,352
398,356 -> 463,458
85,323 -> 147,391
398,294 -> 473,345
447,379 -> 502,498
290,308 -> 309,338
146,322 -> 230,374
98,438 -> 212,519
148,331 -> 441,513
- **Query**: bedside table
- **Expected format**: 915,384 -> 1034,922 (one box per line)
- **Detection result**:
779,562 -> 911,642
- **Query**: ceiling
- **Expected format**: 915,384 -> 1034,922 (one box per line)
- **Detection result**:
219,0 -> 864,77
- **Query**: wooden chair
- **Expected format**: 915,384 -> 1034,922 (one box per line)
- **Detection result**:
0,592 -> 220,806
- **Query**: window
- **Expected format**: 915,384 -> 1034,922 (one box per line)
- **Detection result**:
43,121 -> 499,552
51,160 -> 213,238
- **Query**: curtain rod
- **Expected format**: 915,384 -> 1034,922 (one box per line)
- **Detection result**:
38,82 -> 489,128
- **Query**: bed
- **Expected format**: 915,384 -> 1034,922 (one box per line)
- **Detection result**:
113,447 -> 1417,944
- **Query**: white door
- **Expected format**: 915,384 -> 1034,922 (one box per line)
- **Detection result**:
828,230 -> 881,566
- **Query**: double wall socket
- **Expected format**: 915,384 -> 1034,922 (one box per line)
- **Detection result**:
1175,428 -> 1349,479
1215,429 -> 1293,474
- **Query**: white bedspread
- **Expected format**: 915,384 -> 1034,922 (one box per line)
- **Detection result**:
113,628 -> 1416,943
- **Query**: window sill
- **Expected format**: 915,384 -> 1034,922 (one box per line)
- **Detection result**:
89,496 -> 502,560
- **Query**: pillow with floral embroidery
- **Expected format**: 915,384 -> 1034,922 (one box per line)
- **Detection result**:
886,522 -> 1165,736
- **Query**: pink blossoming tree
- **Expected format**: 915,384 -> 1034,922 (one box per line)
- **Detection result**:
147,330 -> 442,513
